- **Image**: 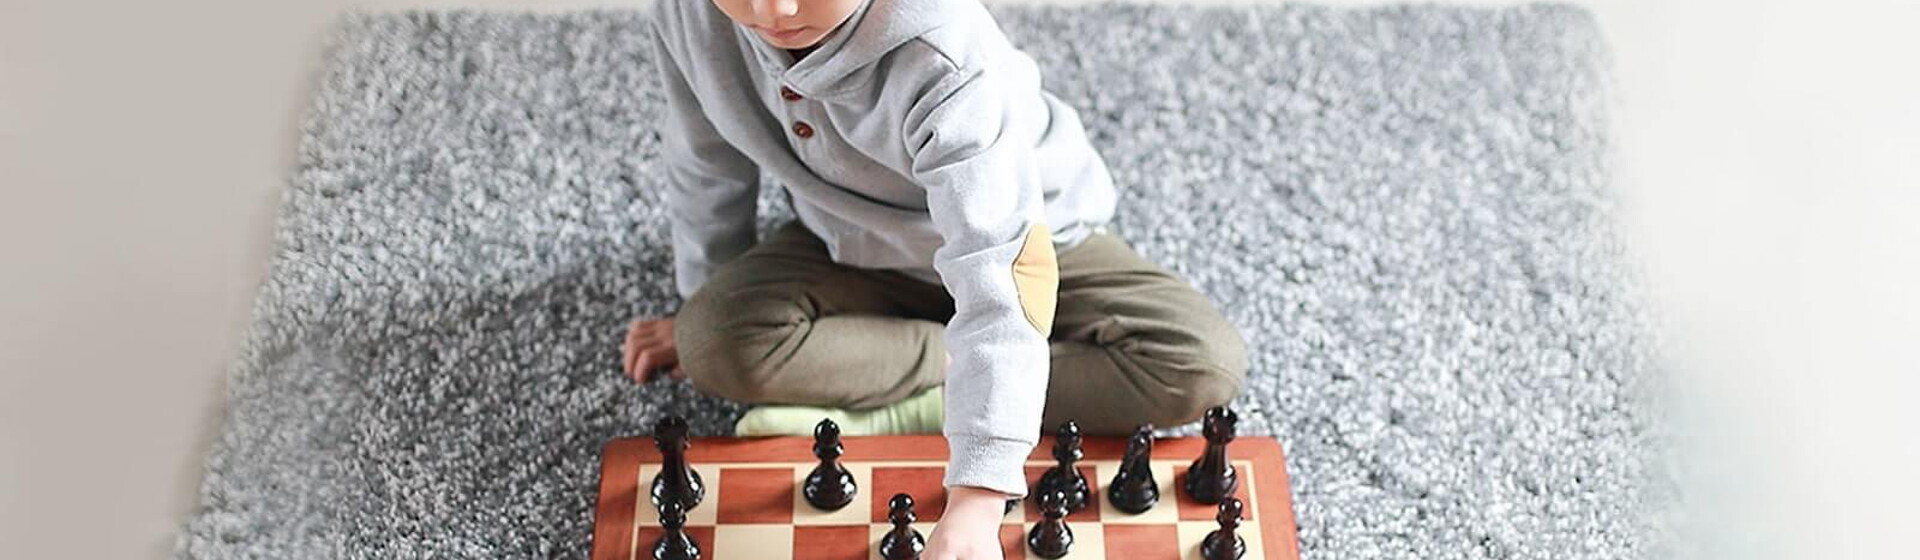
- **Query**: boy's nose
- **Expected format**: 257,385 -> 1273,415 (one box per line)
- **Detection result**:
750,0 -> 801,20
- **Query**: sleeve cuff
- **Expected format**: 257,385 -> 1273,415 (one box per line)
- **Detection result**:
943,434 -> 1037,498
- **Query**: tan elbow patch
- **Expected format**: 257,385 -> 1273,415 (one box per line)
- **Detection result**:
1011,222 -> 1059,337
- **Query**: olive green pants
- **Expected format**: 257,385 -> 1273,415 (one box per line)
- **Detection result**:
674,221 -> 1248,435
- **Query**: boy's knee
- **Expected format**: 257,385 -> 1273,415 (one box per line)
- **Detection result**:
679,328 -> 796,404
1145,358 -> 1246,427
1130,327 -> 1249,427
675,289 -> 805,404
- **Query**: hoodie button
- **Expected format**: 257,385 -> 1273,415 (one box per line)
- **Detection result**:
792,121 -> 815,138
779,85 -> 803,101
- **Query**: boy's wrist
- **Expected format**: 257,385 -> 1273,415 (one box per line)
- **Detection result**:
947,485 -> 1016,503
942,486 -> 1015,518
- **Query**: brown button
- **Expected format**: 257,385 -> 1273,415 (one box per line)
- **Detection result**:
791,121 -> 814,138
779,85 -> 803,101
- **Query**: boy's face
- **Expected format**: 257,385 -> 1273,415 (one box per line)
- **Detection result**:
710,0 -> 864,50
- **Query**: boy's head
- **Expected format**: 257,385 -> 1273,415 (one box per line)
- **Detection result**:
710,0 -> 865,50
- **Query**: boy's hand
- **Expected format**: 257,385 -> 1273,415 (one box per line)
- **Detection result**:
622,316 -> 684,383
924,486 -> 1013,560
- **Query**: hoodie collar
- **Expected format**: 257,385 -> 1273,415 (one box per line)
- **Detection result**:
738,0 -> 953,100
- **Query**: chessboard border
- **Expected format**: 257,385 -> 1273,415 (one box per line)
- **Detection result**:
591,434 -> 1299,560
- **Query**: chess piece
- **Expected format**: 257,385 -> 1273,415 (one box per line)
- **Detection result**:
803,419 -> 857,510
1184,406 -> 1239,504
877,493 -> 925,560
650,415 -> 706,511
1034,421 -> 1090,512
1107,424 -> 1160,514
1026,489 -> 1074,559
652,500 -> 701,560
1200,497 -> 1248,560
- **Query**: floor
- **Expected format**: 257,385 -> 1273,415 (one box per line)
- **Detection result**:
1,1 -> 1913,559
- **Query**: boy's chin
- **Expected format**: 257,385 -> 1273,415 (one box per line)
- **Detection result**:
759,29 -> 826,50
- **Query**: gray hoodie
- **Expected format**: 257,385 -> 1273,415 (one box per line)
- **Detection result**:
647,0 -> 1117,496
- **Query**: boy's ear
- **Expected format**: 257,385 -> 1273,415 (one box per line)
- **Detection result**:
1011,222 -> 1059,337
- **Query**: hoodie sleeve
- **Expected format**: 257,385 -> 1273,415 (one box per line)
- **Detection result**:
649,13 -> 761,299
904,66 -> 1058,498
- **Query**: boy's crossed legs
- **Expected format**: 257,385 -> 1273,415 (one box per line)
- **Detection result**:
673,221 -> 1248,436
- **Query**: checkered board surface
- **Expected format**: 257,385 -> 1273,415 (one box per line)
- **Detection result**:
592,435 -> 1299,560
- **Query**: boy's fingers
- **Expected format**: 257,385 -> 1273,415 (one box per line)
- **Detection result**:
635,351 -> 656,376
624,330 -> 647,368
620,318 -> 680,383
634,351 -> 682,383
641,351 -> 676,382
636,353 -> 655,378
628,345 -> 653,380
633,335 -> 656,373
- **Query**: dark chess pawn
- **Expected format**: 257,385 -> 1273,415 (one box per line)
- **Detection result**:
650,415 -> 705,511
1026,489 -> 1074,559
877,493 -> 925,560
1200,497 -> 1248,560
803,419 -> 857,510
1034,421 -> 1090,512
1184,406 -> 1239,504
1107,424 -> 1160,514
653,500 -> 701,560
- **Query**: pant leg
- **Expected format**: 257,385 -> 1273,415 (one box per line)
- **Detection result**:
674,222 -> 954,410
1042,232 -> 1250,435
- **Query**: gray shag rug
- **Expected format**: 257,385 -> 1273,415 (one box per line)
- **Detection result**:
178,3 -> 1657,558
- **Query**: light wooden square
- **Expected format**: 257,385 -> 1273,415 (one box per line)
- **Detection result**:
713,524 -> 793,560
1176,520 -> 1265,560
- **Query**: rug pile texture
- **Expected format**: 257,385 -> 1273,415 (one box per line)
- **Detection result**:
178,3 -> 1655,558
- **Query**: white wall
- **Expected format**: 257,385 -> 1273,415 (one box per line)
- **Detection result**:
2,1 -> 1914,558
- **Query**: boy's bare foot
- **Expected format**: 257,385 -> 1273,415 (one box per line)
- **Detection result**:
623,316 -> 684,383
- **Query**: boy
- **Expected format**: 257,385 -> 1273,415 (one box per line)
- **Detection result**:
624,0 -> 1248,557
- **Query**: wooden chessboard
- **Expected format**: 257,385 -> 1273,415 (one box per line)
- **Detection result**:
591,434 -> 1300,560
